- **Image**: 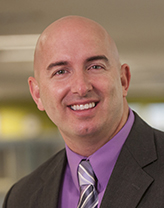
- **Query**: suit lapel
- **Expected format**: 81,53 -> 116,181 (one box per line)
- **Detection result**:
29,150 -> 67,208
100,146 -> 154,207
100,113 -> 157,208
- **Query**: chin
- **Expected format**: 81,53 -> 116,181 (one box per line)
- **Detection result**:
74,125 -> 100,138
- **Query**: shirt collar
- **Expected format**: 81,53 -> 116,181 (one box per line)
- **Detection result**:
66,108 -> 134,192
66,145 -> 85,191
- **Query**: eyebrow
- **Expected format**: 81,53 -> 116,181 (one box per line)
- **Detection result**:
86,55 -> 109,63
47,61 -> 68,70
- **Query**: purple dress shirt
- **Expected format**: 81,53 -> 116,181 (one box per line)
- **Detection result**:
58,109 -> 134,208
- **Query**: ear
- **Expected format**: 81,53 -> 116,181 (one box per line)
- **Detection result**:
28,76 -> 45,111
120,64 -> 131,97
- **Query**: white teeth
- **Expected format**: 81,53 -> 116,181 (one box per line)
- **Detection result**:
71,102 -> 96,111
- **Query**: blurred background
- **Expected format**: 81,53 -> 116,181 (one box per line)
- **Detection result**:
0,0 -> 164,206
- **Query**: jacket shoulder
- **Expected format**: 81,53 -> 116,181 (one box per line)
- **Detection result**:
3,148 -> 66,208
16,148 -> 66,184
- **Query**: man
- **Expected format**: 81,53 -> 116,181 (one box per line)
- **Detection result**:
3,16 -> 164,208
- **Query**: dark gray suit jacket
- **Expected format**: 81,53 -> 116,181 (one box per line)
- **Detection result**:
3,113 -> 164,207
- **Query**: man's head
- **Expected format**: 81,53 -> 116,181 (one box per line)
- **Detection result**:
28,16 -> 131,156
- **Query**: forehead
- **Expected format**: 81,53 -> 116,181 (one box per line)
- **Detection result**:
42,32 -> 109,61
34,20 -> 115,75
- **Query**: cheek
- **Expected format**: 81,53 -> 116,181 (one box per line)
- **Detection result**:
102,76 -> 123,104
40,81 -> 69,110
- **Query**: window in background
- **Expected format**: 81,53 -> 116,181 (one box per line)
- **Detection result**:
130,103 -> 164,131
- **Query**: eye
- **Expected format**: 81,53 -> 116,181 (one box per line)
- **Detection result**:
56,69 -> 67,75
91,65 -> 102,70
52,69 -> 68,77
88,64 -> 105,71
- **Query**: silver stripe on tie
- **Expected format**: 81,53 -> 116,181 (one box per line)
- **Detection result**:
77,160 -> 98,208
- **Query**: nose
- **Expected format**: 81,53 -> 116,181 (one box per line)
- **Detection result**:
71,72 -> 92,97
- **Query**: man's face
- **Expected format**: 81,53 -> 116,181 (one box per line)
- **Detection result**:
30,23 -> 129,145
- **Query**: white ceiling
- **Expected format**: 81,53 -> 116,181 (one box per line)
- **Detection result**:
0,0 -> 164,102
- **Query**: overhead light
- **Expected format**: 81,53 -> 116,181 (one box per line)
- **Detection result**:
0,34 -> 39,49
0,34 -> 39,62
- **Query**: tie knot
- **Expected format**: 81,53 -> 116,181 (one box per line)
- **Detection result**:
78,160 -> 96,187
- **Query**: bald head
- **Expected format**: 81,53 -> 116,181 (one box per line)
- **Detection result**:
33,16 -> 120,78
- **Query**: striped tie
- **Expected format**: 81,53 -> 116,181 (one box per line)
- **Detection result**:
77,160 -> 98,208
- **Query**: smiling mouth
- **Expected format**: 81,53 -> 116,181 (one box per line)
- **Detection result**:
70,102 -> 96,111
